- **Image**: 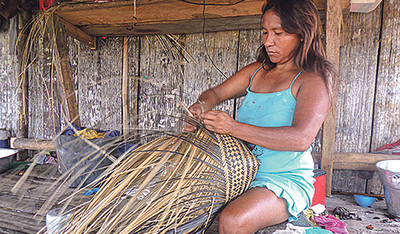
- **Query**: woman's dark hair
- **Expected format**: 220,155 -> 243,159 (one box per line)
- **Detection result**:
257,0 -> 336,100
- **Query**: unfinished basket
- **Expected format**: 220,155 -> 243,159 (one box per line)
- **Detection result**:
62,127 -> 259,233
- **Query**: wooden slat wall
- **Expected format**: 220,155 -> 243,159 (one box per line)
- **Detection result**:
332,4 -> 383,194
127,37 -> 140,129
234,29 -> 262,117
372,1 -> 400,150
183,31 -> 238,116
28,33 -> 61,140
0,1 -> 399,195
70,37 -> 123,131
0,18 -> 18,134
138,35 -> 183,131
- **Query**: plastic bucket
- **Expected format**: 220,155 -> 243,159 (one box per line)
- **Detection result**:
46,208 -> 73,234
376,160 -> 400,217
0,149 -> 17,173
0,130 -> 10,148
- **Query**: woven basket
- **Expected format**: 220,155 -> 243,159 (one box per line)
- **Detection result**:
63,127 -> 259,233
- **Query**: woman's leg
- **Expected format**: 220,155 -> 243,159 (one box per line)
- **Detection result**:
219,187 -> 289,234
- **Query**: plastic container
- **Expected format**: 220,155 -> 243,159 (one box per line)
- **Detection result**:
376,160 -> 400,217
0,148 -> 17,173
354,194 -> 375,207
0,129 -> 10,148
311,169 -> 326,206
46,208 -> 73,234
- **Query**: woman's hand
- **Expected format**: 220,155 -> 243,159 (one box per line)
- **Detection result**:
200,111 -> 237,135
188,101 -> 204,122
184,101 -> 204,132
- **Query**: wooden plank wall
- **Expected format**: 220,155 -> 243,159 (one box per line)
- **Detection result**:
0,18 -> 19,134
332,4 -> 382,194
0,1 -> 399,194
372,1 -> 400,150
28,32 -> 61,140
333,1 -> 400,194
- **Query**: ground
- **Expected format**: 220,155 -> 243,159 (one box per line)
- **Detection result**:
0,164 -> 399,233
324,194 -> 400,233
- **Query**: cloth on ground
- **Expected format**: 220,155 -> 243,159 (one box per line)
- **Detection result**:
62,123 -> 121,139
314,214 -> 348,234
272,223 -> 332,234
74,128 -> 107,139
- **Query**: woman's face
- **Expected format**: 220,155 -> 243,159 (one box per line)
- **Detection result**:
262,10 -> 300,65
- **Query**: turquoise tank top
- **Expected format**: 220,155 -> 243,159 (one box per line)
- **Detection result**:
236,64 -> 315,221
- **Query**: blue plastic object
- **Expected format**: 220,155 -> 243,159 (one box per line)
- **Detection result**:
354,194 -> 376,207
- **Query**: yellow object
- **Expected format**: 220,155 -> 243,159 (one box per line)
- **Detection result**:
74,128 -> 106,139
303,208 -> 319,227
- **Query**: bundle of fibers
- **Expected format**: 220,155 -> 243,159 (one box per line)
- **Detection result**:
62,127 -> 259,233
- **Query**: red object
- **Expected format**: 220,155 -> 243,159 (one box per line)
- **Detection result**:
39,0 -> 57,12
312,169 -> 326,206
375,139 -> 400,155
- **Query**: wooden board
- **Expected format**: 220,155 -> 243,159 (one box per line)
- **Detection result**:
234,29 -> 262,118
54,16 -> 81,126
332,169 -> 367,193
28,31 -> 61,140
182,31 -> 238,116
71,37 -> 123,131
0,165 -> 91,233
0,17 -> 19,134
331,4 -> 384,195
371,0 -> 400,150
127,37 -> 140,129
335,6 -> 381,153
321,0 -> 342,196
52,0 -> 352,42
138,35 -> 183,131
55,0 -> 266,37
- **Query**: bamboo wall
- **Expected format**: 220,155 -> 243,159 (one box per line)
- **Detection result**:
333,2 -> 399,194
0,1 -> 399,194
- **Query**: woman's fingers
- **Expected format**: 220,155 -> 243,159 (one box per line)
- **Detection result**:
200,111 -> 236,134
184,102 -> 205,131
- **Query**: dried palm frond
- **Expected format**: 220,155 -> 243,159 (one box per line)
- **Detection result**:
59,119 -> 259,233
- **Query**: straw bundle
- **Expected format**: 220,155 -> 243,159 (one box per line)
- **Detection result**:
62,126 -> 259,233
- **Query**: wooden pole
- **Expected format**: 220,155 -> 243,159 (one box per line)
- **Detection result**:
11,138 -> 55,151
58,17 -> 96,49
52,15 -> 81,126
322,0 -> 342,196
313,152 -> 399,171
16,11 -> 31,139
122,37 -> 129,136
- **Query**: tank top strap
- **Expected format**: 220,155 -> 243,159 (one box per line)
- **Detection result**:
289,71 -> 303,89
249,64 -> 266,87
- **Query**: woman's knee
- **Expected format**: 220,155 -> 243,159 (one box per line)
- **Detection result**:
218,206 -> 252,234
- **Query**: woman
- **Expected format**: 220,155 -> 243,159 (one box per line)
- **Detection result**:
187,0 -> 335,233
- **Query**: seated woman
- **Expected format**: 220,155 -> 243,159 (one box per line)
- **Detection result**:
187,0 -> 335,232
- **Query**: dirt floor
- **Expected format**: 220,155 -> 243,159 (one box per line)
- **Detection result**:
205,193 -> 400,233
324,193 -> 400,233
0,164 -> 399,233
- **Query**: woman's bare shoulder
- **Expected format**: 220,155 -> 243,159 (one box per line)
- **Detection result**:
293,71 -> 329,98
298,71 -> 326,87
239,62 -> 265,73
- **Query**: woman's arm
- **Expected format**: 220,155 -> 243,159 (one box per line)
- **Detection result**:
188,62 -> 263,120
201,73 -> 330,152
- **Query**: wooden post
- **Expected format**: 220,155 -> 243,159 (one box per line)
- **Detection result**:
52,15 -> 81,126
122,37 -> 129,136
58,17 -> 96,49
322,0 -> 342,196
16,11 -> 31,139
11,138 -> 55,151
